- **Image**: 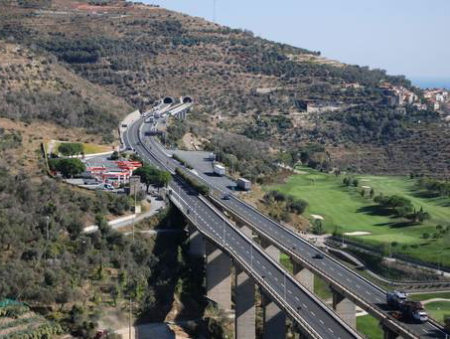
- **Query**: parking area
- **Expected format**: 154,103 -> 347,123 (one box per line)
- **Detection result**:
173,150 -> 237,191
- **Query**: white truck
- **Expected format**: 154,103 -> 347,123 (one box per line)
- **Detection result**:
213,164 -> 225,176
237,178 -> 251,191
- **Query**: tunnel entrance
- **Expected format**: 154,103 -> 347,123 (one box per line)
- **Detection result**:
182,96 -> 193,104
163,97 -> 174,104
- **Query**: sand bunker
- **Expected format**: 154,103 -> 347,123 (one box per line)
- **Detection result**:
343,231 -> 371,236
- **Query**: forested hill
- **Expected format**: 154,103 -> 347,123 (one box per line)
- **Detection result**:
0,0 -> 448,177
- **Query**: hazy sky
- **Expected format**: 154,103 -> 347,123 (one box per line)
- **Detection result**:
148,0 -> 450,80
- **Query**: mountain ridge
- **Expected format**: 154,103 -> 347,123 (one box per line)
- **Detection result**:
0,0 -> 448,177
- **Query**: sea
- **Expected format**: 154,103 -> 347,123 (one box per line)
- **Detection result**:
410,78 -> 450,90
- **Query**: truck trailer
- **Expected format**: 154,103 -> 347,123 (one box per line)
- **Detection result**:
213,164 -> 225,176
386,291 -> 428,323
237,178 -> 251,191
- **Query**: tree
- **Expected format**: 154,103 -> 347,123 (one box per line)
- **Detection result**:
49,158 -> 86,178
312,219 -> 323,235
134,165 -> 157,193
109,151 -> 119,160
58,143 -> 83,156
133,165 -> 170,192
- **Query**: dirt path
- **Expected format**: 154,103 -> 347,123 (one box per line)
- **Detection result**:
421,298 -> 450,305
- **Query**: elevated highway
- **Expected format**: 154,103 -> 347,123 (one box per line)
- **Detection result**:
123,116 -> 362,339
134,108 -> 448,339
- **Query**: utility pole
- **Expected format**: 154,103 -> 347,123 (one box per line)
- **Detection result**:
45,216 -> 50,242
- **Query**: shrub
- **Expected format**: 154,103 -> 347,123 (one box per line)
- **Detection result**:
175,168 -> 209,195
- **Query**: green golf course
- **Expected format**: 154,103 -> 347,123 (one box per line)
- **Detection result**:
268,167 -> 450,266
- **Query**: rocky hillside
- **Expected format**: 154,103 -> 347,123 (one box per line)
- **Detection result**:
0,0 -> 448,177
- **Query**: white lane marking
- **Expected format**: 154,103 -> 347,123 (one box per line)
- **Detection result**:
328,328 -> 334,333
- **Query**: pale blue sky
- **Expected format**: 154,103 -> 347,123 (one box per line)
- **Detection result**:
148,0 -> 450,81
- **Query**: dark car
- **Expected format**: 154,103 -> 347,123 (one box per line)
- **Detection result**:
222,193 -> 231,200
312,253 -> 324,259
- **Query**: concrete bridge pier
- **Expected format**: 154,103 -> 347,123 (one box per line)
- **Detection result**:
187,224 -> 205,257
262,293 -> 286,339
206,240 -> 232,311
381,324 -> 400,339
331,289 -> 356,328
234,265 -> 256,339
260,238 -> 280,262
292,260 -> 314,292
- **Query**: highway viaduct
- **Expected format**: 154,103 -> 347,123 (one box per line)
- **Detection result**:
122,104 -> 448,339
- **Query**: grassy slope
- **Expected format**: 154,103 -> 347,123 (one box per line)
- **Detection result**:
424,301 -> 450,324
52,141 -> 113,155
409,292 -> 450,301
357,314 -> 383,339
269,167 -> 450,266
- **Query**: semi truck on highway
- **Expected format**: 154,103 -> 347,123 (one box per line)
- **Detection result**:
386,291 -> 428,323
237,178 -> 251,191
213,164 -> 225,176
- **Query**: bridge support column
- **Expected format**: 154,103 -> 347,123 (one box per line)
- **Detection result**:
234,266 -> 256,339
262,293 -> 286,339
206,240 -> 232,311
188,224 -> 204,257
381,324 -> 400,339
292,261 -> 314,292
260,238 -> 280,262
237,223 -> 253,238
331,290 -> 356,328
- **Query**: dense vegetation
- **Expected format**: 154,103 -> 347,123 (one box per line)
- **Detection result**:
133,164 -> 171,193
204,131 -> 277,183
49,158 -> 86,178
57,142 -> 83,156
416,178 -> 450,198
1,0 -> 447,176
175,168 -> 209,195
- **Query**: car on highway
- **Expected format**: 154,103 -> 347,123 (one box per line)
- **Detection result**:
222,193 -> 231,200
312,253 -> 324,259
